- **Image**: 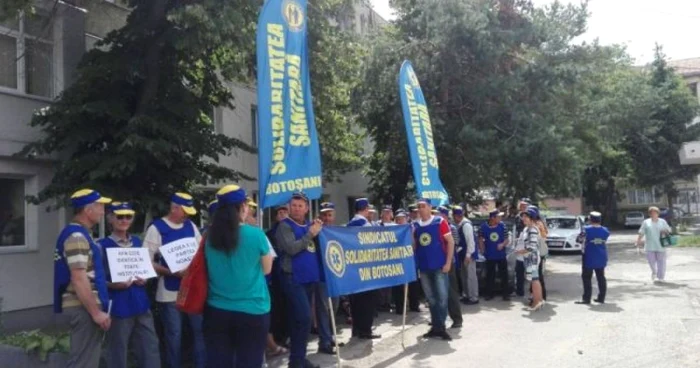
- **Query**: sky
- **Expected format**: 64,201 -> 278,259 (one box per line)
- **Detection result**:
369,0 -> 700,64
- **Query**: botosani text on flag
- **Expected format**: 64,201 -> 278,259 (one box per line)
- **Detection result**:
256,0 -> 323,209
398,61 -> 449,206
318,225 -> 417,298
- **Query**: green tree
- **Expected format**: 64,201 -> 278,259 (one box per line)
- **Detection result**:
622,46 -> 700,220
17,0 -> 257,215
357,0 -> 628,206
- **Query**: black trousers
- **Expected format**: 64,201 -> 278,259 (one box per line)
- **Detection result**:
515,260 -> 525,297
349,290 -> 376,336
391,281 -> 421,313
582,267 -> 607,302
485,259 -> 509,298
447,267 -> 463,324
539,257 -> 547,300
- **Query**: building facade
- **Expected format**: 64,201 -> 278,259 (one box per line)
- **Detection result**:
0,0 -> 386,322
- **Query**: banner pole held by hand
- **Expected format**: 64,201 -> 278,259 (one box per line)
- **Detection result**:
328,297 -> 341,368
402,283 -> 408,350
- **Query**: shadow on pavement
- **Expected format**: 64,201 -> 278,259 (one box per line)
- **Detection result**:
521,302 -> 558,322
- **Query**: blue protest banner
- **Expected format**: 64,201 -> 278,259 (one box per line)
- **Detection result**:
318,225 -> 417,298
256,0 -> 323,209
398,60 -> 449,206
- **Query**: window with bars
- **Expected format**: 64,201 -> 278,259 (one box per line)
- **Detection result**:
0,12 -> 54,98
626,188 -> 658,205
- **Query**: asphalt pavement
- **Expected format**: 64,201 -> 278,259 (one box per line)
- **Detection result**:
269,230 -> 700,368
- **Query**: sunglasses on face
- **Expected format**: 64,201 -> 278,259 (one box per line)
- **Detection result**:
116,215 -> 134,221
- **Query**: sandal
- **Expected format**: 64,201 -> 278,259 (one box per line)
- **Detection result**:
267,346 -> 288,357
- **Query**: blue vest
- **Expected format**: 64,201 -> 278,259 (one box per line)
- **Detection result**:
413,217 -> 447,272
347,216 -> 369,227
583,225 -> 609,269
457,220 -> 479,264
99,236 -> 150,318
152,218 -> 196,291
481,222 -> 507,260
283,218 -> 321,284
53,224 -> 109,314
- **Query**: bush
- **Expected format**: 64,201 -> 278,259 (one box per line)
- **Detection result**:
0,330 -> 70,361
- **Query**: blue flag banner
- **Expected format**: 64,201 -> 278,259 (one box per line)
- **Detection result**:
256,0 -> 322,209
398,61 -> 449,206
318,225 -> 417,298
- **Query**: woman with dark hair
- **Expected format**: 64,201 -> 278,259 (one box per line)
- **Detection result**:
517,207 -> 544,311
203,184 -> 274,368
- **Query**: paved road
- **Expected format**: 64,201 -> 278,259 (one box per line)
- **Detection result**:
270,231 -> 700,368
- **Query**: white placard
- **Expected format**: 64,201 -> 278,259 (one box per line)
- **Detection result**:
106,247 -> 157,283
159,237 -> 199,274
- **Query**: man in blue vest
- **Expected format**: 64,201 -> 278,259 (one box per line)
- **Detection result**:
144,192 -> 204,368
100,202 -> 160,368
414,198 -> 455,341
395,209 -> 408,225
347,198 -> 381,339
275,192 -> 323,368
53,189 -> 112,367
576,211 -> 610,305
453,206 -> 479,305
480,210 -> 511,301
438,206 -> 463,329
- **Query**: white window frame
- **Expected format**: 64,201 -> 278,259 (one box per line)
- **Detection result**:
0,174 -> 39,254
0,11 -> 56,99
627,188 -> 658,205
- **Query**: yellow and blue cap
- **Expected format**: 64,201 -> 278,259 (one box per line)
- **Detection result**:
438,206 -> 450,216
291,192 -> 309,203
171,192 -> 197,216
489,209 -> 504,218
246,196 -> 258,208
382,205 -> 393,213
416,198 -> 432,206
207,199 -> 218,214
109,202 -> 135,216
216,185 -> 246,206
355,198 -> 369,211
452,206 -> 465,216
320,202 -> 335,212
71,189 -> 111,208
395,209 -> 407,218
589,211 -> 602,221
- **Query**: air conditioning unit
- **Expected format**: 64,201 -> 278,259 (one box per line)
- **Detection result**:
679,142 -> 700,165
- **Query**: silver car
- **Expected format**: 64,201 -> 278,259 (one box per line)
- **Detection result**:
624,211 -> 645,228
546,215 -> 584,253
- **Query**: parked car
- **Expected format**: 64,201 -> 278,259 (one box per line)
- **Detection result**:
624,211 -> 645,228
545,215 -> 584,253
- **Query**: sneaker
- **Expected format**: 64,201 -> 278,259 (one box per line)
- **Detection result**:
651,272 -> 657,281
464,299 -> 479,305
593,298 -> 605,304
450,322 -> 462,329
436,330 -> 453,341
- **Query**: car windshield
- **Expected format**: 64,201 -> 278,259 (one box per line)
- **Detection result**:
547,218 -> 579,229
627,212 -> 643,218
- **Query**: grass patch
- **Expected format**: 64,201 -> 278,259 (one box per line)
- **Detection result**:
676,235 -> 700,248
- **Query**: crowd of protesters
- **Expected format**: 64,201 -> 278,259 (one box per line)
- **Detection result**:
54,188 -> 630,368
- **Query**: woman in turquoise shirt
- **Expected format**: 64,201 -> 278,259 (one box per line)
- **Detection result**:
635,206 -> 671,282
204,184 -> 273,368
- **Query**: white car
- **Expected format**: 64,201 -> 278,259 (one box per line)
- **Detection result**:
624,211 -> 645,228
546,215 -> 585,253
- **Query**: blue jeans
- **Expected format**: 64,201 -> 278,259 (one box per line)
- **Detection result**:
202,305 -> 269,368
159,302 -> 205,368
315,282 -> 334,349
419,270 -> 450,330
281,274 -> 314,365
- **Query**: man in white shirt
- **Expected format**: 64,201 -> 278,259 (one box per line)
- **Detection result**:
143,193 -> 204,368
453,207 -> 479,305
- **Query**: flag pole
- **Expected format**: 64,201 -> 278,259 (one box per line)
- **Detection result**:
402,283 -> 408,350
328,297 -> 342,367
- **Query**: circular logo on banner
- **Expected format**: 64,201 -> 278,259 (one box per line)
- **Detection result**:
325,241 -> 345,278
282,0 -> 305,32
490,233 -> 500,242
306,241 -> 316,253
419,233 -> 432,247
408,69 -> 420,87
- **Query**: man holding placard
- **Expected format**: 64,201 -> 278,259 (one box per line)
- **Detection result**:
100,202 -> 160,368
53,189 -> 112,368
144,193 -> 204,368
